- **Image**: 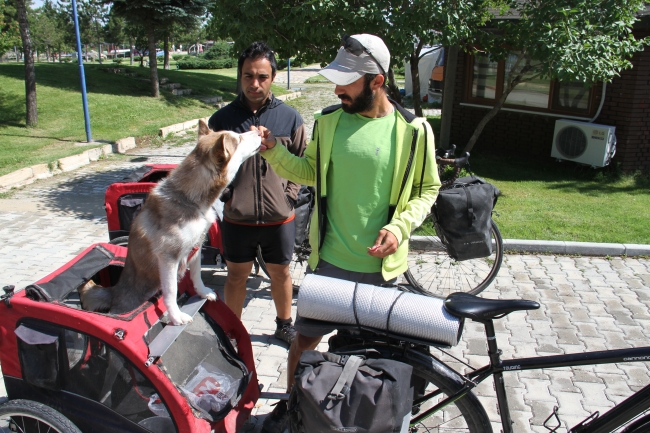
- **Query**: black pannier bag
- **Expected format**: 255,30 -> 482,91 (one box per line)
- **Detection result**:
293,185 -> 314,247
432,176 -> 500,261
289,350 -> 413,433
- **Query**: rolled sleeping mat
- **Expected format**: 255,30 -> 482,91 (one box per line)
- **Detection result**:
297,274 -> 463,346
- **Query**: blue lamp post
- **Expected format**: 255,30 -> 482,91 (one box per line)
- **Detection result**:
71,0 -> 92,143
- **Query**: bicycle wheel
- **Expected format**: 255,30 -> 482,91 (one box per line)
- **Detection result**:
0,399 -> 82,433
256,239 -> 311,290
332,344 -> 492,432
109,236 -> 129,247
405,216 -> 503,297
256,246 -> 271,279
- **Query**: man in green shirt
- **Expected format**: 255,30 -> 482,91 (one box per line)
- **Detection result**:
258,34 -> 440,433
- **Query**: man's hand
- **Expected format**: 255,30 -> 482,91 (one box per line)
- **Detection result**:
367,229 -> 398,258
251,125 -> 277,151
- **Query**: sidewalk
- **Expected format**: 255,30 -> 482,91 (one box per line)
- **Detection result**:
0,128 -> 649,432
0,136 -> 650,432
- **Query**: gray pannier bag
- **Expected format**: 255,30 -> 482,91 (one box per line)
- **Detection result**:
432,175 -> 500,261
288,350 -> 414,433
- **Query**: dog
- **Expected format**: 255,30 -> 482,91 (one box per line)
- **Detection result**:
80,120 -> 262,325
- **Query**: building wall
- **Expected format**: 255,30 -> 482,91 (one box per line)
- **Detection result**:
449,31 -> 650,172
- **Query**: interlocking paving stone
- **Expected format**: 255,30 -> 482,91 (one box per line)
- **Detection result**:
0,135 -> 648,432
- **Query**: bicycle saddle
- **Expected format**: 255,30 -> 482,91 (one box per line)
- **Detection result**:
444,292 -> 539,322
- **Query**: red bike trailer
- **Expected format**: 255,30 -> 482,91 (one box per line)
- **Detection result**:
0,243 -> 259,433
104,164 -> 224,267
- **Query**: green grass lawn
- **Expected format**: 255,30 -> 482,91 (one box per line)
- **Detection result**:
471,155 -> 650,244
0,62 -> 287,176
424,116 -> 650,245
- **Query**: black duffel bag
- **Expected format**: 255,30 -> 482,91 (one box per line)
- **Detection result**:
288,350 -> 413,433
432,176 -> 500,261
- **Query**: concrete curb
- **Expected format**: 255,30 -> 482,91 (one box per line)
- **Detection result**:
0,144 -> 114,191
1,93 -> 306,191
410,236 -> 650,257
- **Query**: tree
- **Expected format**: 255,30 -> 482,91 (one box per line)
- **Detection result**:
459,0 -> 648,153
0,0 -> 21,56
207,0 -> 497,115
78,0 -> 109,63
15,0 -> 37,126
31,2 -> 66,61
107,0 -> 210,97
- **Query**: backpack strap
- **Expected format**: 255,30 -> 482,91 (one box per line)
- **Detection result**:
464,187 -> 476,227
326,355 -> 364,404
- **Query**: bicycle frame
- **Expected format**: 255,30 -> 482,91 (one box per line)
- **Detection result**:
411,318 -> 650,433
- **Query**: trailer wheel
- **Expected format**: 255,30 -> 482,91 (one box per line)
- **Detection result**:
0,399 -> 82,433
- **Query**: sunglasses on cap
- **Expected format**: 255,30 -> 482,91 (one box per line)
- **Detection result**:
342,34 -> 385,74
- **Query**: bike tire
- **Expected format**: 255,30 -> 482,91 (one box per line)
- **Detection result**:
256,241 -> 311,291
405,216 -> 504,297
332,343 -> 493,432
109,236 -> 129,247
256,246 -> 271,279
621,414 -> 650,432
0,399 -> 82,433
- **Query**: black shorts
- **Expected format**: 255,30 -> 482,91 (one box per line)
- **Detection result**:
221,218 -> 295,265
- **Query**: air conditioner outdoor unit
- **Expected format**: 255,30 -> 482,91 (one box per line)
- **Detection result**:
551,119 -> 617,167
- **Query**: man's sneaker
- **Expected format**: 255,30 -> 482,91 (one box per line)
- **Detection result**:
274,322 -> 297,345
261,400 -> 289,433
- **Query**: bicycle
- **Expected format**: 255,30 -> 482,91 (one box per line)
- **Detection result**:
323,291 -> 650,433
404,146 -> 504,298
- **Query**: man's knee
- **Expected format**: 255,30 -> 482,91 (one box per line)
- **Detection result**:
293,333 -> 322,352
225,261 -> 253,283
265,262 -> 291,280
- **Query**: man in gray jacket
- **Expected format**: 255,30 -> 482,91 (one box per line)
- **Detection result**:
208,41 -> 307,345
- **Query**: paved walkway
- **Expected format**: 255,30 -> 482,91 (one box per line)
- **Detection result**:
1,99 -> 649,432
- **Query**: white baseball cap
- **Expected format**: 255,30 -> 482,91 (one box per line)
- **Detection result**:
320,34 -> 390,86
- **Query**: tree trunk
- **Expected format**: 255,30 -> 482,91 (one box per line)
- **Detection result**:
410,40 -> 424,117
386,67 -> 402,105
146,21 -> 159,97
129,37 -> 134,65
15,0 -> 37,126
164,34 -> 169,70
410,55 -> 421,117
46,46 -> 50,62
98,41 -> 102,64
463,52 -> 529,153
440,46 -> 459,150
463,78 -> 521,153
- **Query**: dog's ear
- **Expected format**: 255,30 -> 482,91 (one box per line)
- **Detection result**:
198,119 -> 210,138
222,133 -> 239,161
211,132 -> 238,166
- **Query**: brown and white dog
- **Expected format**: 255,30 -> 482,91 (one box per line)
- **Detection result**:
80,120 -> 261,325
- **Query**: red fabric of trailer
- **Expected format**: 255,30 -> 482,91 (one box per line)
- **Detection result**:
0,243 -> 259,433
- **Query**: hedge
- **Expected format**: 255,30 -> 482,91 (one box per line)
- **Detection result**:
177,57 -> 234,70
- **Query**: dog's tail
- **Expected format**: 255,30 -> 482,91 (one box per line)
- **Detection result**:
79,280 -> 113,312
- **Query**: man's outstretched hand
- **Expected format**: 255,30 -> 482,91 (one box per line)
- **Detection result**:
251,125 -> 277,151
368,229 -> 398,258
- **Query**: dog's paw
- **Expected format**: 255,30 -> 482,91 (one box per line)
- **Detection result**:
197,288 -> 217,302
169,310 -> 193,326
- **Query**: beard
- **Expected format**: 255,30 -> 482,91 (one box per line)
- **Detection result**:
339,79 -> 375,114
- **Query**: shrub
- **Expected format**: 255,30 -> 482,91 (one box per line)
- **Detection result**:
276,58 -> 303,70
113,58 -> 123,65
177,57 -> 234,70
203,41 -> 235,61
172,54 -> 191,61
